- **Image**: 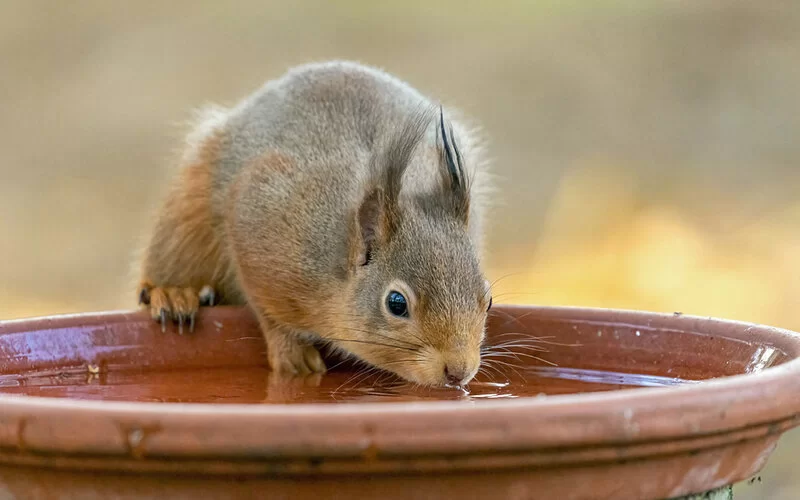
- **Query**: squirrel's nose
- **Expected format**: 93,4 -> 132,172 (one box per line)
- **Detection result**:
444,364 -> 469,386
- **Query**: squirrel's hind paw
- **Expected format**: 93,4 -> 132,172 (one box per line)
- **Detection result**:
138,283 -> 216,333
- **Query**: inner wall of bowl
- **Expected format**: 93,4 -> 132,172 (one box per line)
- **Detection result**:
0,307 -> 790,381
484,309 -> 790,381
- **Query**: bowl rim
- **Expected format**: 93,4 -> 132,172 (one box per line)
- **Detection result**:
1,305 -> 799,461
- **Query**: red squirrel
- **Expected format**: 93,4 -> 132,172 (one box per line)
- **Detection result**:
137,61 -> 492,387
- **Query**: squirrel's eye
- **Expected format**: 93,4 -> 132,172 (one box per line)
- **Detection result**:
386,291 -> 409,318
487,296 -> 493,312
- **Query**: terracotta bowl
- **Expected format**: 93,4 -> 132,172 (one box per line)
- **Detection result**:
0,305 -> 799,499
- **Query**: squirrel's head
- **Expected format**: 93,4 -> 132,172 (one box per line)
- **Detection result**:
335,106 -> 490,388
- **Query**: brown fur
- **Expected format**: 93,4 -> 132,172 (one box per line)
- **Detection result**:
136,61 -> 492,386
138,127 -> 244,324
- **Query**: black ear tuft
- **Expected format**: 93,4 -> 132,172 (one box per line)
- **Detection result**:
440,105 -> 461,188
438,106 -> 470,221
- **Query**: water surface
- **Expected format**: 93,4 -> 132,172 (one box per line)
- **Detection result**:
0,365 -> 697,404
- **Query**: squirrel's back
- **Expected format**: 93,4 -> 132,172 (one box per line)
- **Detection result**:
198,61 -> 488,283
209,61 -> 455,204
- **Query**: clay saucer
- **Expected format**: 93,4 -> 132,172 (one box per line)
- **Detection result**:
0,305 -> 798,499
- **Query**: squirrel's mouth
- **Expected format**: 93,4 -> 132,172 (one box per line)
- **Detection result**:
380,359 -> 479,389
323,335 -> 479,388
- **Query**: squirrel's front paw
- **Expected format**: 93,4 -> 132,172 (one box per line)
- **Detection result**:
138,282 -> 216,333
267,336 -> 327,376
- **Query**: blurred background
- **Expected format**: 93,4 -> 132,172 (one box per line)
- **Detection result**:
1,1 -> 798,497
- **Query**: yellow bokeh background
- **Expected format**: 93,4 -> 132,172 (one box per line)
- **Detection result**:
497,164 -> 800,328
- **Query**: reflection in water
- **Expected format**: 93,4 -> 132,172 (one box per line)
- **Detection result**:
0,363 -> 698,405
526,366 -> 698,387
745,345 -> 781,373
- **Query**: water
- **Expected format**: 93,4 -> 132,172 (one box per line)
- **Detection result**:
0,365 -> 697,404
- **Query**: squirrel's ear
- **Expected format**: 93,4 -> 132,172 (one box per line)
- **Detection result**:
437,106 -> 470,224
349,107 -> 432,269
351,186 -> 390,267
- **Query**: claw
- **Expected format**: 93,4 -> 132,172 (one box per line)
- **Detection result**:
199,285 -> 216,306
177,314 -> 184,335
160,309 -> 167,333
138,288 -> 150,305
189,313 -> 196,333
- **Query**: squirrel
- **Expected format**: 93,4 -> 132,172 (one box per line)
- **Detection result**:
136,61 -> 492,387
